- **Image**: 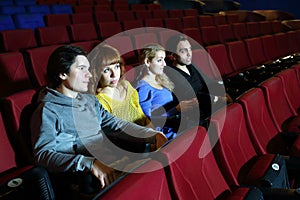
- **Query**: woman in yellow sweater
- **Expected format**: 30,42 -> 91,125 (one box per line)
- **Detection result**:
88,44 -> 153,152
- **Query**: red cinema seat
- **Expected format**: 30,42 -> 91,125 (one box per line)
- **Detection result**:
225,14 -> 239,24
0,90 -> 55,199
0,29 -> 37,52
231,22 -> 248,40
198,15 -> 214,27
93,11 -> 116,23
167,9 -> 184,18
245,22 -> 261,38
70,12 -> 93,24
132,32 -> 158,52
97,21 -> 123,39
144,18 -> 164,33
0,111 -> 17,173
182,16 -> 199,29
134,10 -> 152,20
259,77 -> 297,132
67,23 -> 98,42
152,10 -> 168,19
217,24 -> 236,43
276,68 -> 300,115
122,19 -> 145,34
104,35 -> 137,65
261,34 -> 281,62
161,126 -> 264,199
244,37 -> 268,66
192,48 -> 218,80
213,14 -> 227,25
95,160 -> 172,200
182,27 -> 204,47
0,51 -> 32,97
238,88 -> 288,155
115,10 -> 135,22
259,20 -> 274,35
164,17 -> 183,32
210,103 -> 290,189
1,89 -> 37,166
36,26 -> 70,46
225,40 -> 253,72
206,43 -> 235,78
24,45 -> 62,88
44,14 -> 71,27
201,26 -> 221,46
183,8 -> 198,16
274,33 -> 292,58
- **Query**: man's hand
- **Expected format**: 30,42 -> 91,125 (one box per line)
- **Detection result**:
154,132 -> 168,149
176,98 -> 198,112
91,159 -> 116,188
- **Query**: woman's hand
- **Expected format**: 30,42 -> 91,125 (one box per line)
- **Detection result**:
176,98 -> 198,112
91,159 -> 116,188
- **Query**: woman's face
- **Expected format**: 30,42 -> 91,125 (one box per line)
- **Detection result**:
146,50 -> 166,75
99,63 -> 121,88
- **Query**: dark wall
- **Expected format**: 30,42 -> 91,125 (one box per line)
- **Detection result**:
236,0 -> 300,19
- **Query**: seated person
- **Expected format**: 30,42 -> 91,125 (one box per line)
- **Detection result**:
165,34 -> 233,127
88,44 -> 154,152
134,43 -> 198,140
30,45 -> 167,199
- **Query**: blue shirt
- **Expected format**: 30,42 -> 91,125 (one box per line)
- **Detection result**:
136,80 -> 177,140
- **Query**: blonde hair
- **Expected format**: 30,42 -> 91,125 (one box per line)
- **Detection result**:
137,43 -> 174,91
88,44 -> 126,93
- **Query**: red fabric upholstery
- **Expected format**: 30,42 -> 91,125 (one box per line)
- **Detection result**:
210,103 -> 275,187
244,37 -> 268,65
24,45 -> 62,88
0,51 -> 32,97
259,77 -> 297,131
36,26 -> 70,46
97,160 -> 172,200
201,26 -> 221,46
0,29 -> 37,52
225,40 -> 253,72
276,68 -> 300,114
161,126 -> 231,199
238,88 -> 287,155
44,14 -> 71,27
68,23 -> 98,42
206,43 -> 235,78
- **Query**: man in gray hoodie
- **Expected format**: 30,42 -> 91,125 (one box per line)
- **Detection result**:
30,45 -> 167,199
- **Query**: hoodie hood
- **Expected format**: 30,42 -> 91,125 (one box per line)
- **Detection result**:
36,87 -> 93,111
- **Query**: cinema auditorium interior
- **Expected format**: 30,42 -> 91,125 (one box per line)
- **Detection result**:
1,0 -> 300,199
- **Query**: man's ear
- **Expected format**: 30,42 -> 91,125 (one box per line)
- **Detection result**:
59,73 -> 67,80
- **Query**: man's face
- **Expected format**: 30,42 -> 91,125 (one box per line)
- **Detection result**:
61,55 -> 92,97
176,40 -> 192,65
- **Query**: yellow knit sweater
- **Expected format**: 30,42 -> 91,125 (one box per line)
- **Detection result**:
96,81 -> 151,126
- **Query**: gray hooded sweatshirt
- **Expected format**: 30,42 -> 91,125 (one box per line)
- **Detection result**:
31,87 -> 157,173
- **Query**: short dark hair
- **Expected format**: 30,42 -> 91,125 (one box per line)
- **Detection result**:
46,45 -> 87,89
165,34 -> 189,55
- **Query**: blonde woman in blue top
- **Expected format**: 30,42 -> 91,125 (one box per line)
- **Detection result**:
135,43 -> 198,140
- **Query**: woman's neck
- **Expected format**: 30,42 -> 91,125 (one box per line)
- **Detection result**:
99,84 -> 127,101
142,73 -> 162,89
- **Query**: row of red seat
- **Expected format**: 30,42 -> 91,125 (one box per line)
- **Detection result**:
1,24 -> 298,98
0,13 -> 289,52
1,65 -> 299,199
